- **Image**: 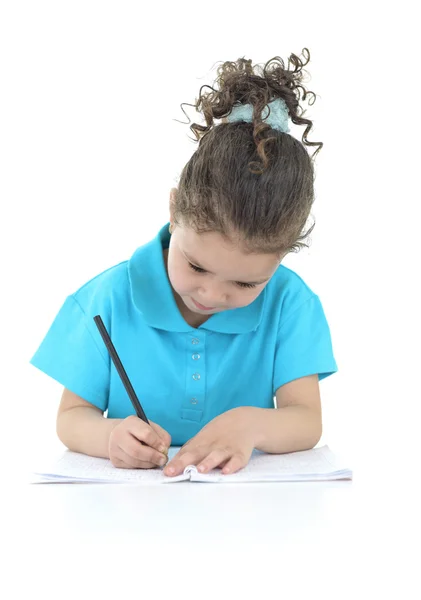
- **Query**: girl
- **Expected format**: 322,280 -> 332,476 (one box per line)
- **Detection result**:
30,48 -> 337,477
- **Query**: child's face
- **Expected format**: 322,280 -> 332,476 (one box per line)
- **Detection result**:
165,223 -> 281,316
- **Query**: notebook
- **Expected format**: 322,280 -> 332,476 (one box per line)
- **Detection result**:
31,444 -> 352,484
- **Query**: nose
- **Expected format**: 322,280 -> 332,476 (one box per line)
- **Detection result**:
198,287 -> 227,307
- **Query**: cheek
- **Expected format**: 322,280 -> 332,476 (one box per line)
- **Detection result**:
237,282 -> 269,307
168,263 -> 196,293
227,287 -> 261,308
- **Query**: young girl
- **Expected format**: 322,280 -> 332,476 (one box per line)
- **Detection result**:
30,48 -> 337,478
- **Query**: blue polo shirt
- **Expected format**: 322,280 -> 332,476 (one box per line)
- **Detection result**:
30,223 -> 338,445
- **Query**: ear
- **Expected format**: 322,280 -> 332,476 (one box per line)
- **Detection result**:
169,187 -> 177,222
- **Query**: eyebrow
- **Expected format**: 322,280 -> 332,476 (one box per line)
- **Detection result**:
183,251 -> 271,285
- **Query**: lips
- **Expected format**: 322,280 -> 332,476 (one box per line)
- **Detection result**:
192,298 -> 215,311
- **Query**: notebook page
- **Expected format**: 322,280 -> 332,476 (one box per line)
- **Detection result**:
33,447 -> 188,484
190,445 -> 352,483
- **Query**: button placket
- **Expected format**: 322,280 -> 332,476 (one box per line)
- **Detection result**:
182,333 -> 206,420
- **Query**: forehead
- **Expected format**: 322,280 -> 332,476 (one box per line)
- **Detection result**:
178,226 -> 279,277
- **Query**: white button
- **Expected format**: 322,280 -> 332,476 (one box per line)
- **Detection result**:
192,373 -> 201,380
191,338 -> 200,345
190,398 -> 198,405
192,353 -> 200,360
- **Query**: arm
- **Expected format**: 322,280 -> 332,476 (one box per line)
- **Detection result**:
56,388 -> 123,458
254,374 -> 323,454
164,374 -> 323,476
56,389 -> 171,468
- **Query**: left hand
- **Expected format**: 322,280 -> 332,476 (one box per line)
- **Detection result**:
163,407 -> 261,477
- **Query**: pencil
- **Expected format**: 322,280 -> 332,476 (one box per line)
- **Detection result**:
93,315 -> 150,424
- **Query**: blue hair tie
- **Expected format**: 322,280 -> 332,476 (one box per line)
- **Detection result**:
226,97 -> 290,133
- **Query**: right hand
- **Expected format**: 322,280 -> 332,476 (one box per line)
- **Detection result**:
108,416 -> 171,469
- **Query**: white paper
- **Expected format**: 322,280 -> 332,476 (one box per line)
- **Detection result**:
33,447 -> 188,484
190,446 -> 352,482
32,445 -> 352,484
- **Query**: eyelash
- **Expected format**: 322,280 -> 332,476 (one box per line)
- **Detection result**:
188,262 -> 257,289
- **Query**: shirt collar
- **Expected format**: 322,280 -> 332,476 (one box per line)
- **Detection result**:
128,223 -> 266,334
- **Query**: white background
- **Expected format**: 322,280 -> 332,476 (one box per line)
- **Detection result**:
1,1 -> 420,597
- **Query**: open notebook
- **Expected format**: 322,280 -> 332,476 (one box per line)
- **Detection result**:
31,445 -> 352,484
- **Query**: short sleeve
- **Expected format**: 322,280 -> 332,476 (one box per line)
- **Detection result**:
30,295 -> 110,410
273,294 -> 337,393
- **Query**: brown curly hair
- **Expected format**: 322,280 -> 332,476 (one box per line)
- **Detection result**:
172,48 -> 322,257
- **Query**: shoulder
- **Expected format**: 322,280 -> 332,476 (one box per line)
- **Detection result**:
269,263 -> 317,302
71,260 -> 130,314
264,264 -> 320,325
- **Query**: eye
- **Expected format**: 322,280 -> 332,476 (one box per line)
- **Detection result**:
188,262 -> 206,274
236,281 -> 257,289
188,262 -> 257,289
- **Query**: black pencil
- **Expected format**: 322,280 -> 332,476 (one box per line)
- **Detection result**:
93,315 -> 149,425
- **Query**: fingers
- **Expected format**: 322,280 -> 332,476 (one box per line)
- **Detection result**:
196,448 -> 231,473
109,416 -> 171,469
200,451 -> 247,475
195,449 -> 249,474
127,416 -> 169,454
125,432 -> 168,465
150,421 -> 172,451
111,433 -> 168,469
164,446 -> 248,477
163,447 -> 242,477
218,454 -> 247,475
112,444 -> 167,470
164,448 -> 206,477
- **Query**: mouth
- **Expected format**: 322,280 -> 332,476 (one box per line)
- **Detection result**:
191,298 -> 216,311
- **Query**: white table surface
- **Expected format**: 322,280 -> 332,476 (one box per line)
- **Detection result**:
3,446 -> 420,600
